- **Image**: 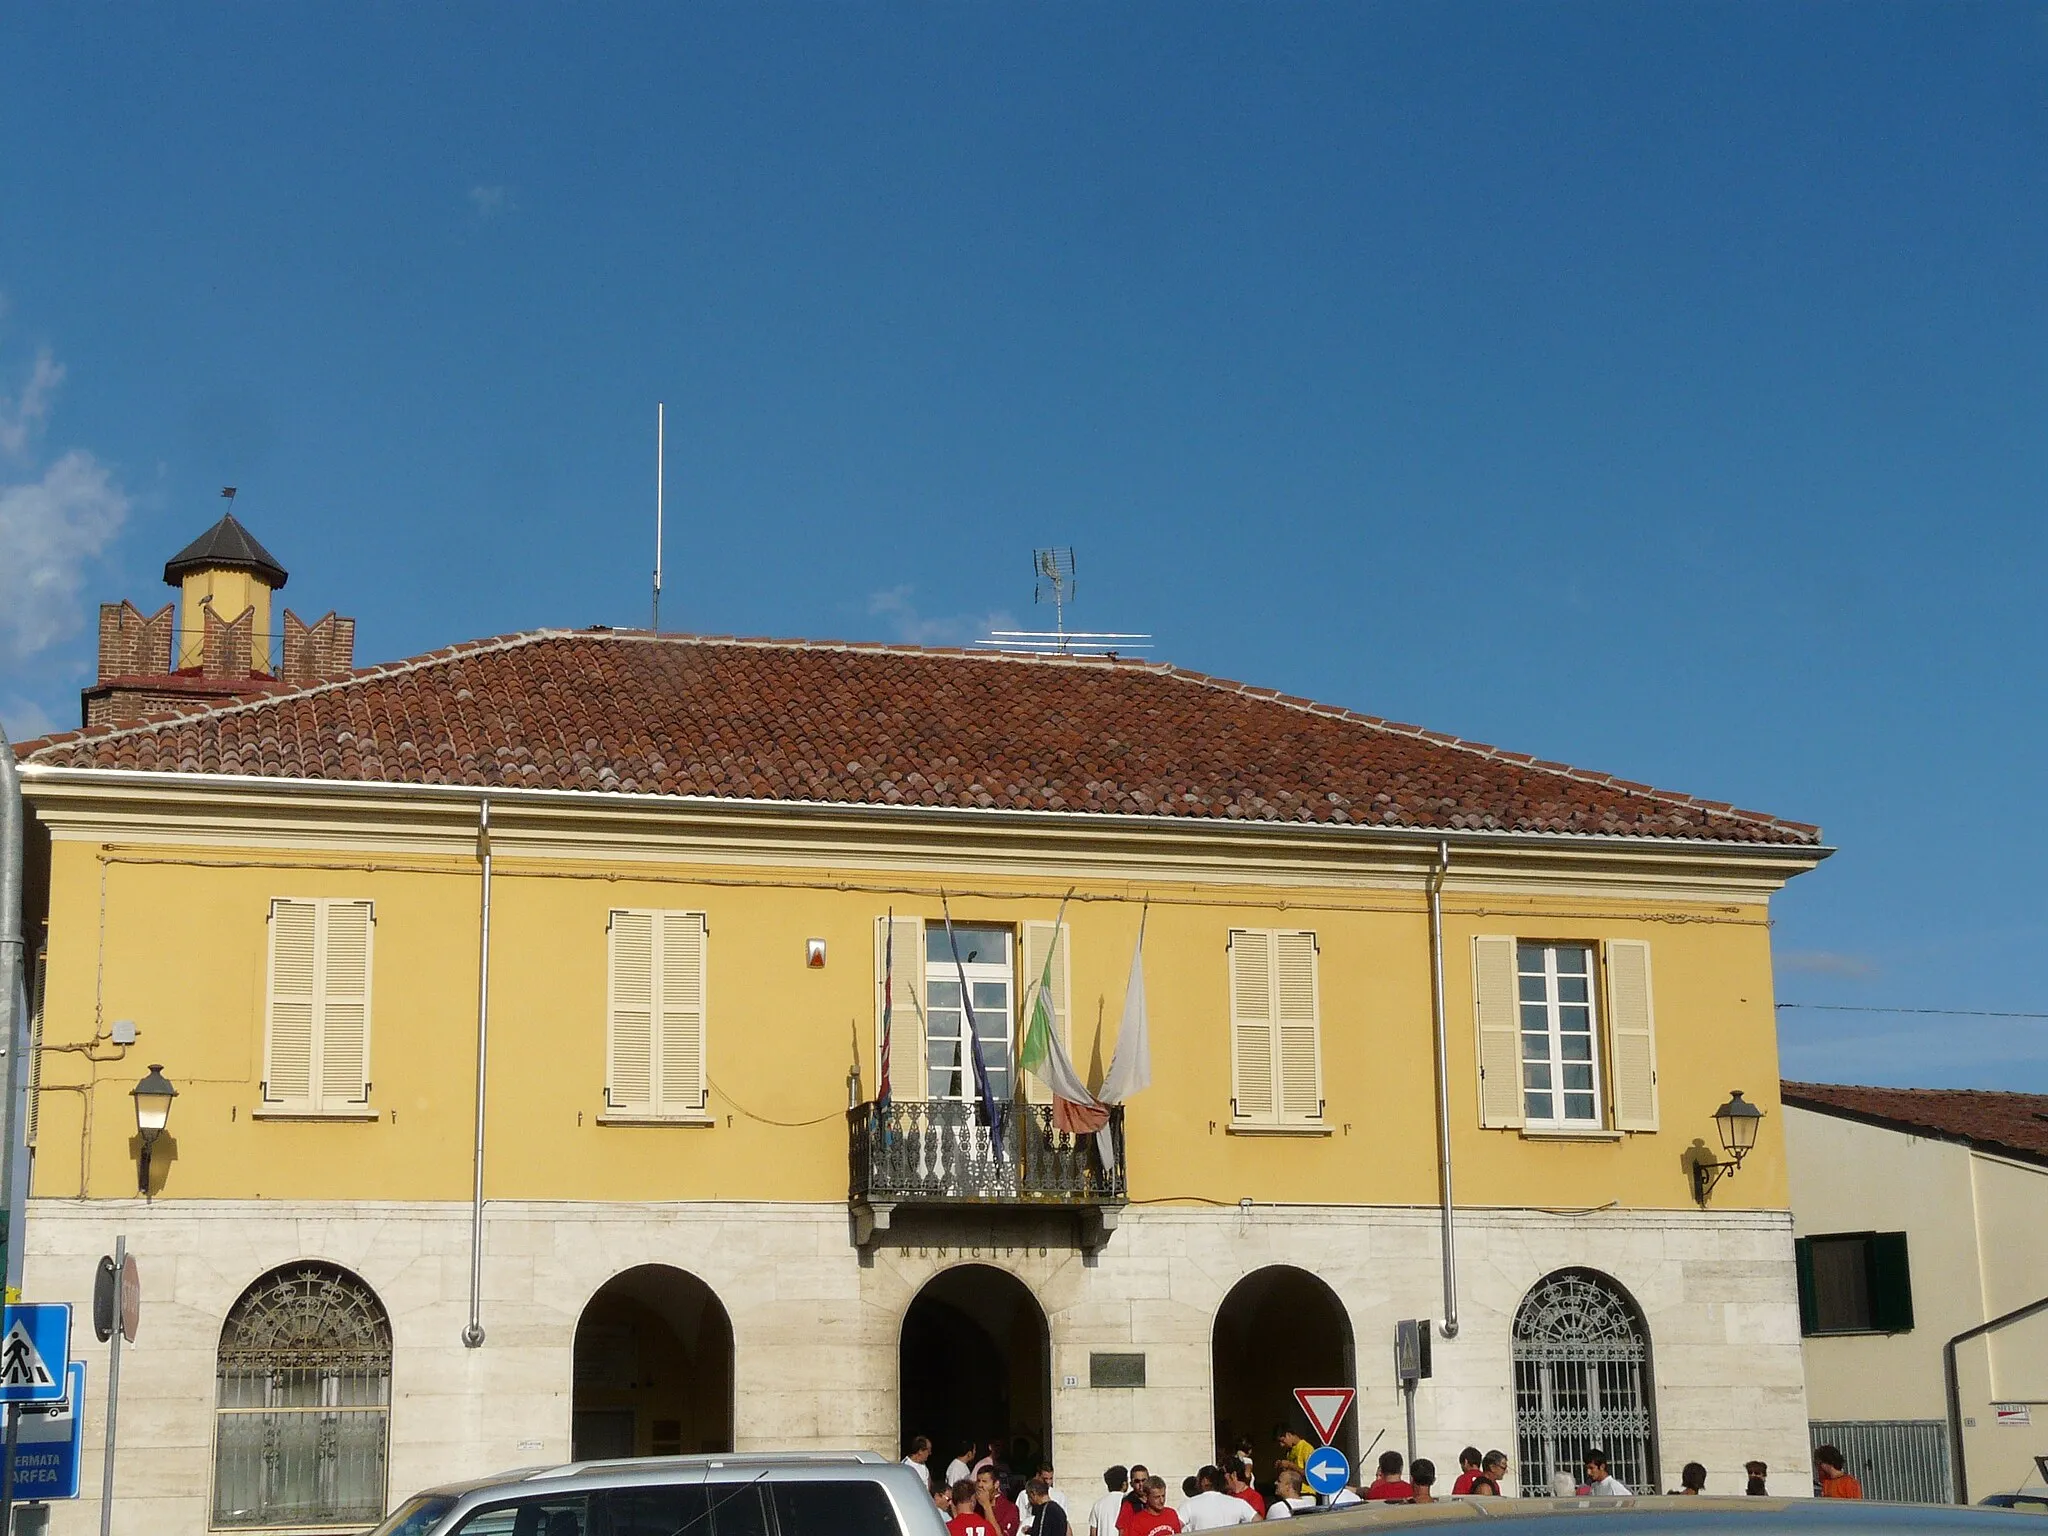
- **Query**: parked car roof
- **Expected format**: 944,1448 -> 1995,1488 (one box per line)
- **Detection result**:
1290,1497 -> 2046,1532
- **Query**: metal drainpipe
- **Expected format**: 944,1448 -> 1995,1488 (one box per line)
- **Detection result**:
1943,1291 -> 2048,1502
1428,838 -> 1459,1339
462,798 -> 493,1349
0,728 -> 26,1299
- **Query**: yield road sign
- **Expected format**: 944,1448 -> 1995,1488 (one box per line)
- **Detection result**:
1304,1446 -> 1350,1499
8,1360 -> 84,1500
1293,1385 -> 1356,1446
0,1304 -> 70,1403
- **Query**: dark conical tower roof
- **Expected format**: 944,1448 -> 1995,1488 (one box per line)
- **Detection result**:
162,512 -> 288,589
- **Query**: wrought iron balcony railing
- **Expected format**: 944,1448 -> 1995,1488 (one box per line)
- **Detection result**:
849,1099 -> 1126,1212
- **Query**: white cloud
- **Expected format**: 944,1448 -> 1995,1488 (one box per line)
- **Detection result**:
468,184 -> 512,218
0,348 -> 64,458
0,340 -> 128,669
0,450 -> 129,662
0,696 -> 56,743
866,585 -> 1015,647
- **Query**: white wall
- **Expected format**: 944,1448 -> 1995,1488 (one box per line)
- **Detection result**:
1785,1105 -> 2048,1499
25,1199 -> 1809,1534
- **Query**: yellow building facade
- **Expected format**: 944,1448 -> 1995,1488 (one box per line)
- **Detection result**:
16,615 -> 1827,1534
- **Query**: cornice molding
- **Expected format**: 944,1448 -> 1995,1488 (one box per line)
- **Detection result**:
20,768 -> 1827,903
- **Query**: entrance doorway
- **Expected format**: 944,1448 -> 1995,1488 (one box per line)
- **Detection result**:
1212,1266 -> 1358,1470
901,1265 -> 1050,1475
572,1265 -> 733,1460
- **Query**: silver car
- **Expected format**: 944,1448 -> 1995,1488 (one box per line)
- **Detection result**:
368,1452 -> 948,1536
1285,1496 -> 2048,1533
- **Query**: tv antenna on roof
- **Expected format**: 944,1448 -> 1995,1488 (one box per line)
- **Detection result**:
652,403 -> 665,633
1034,547 -> 1075,644
980,547 -> 1151,657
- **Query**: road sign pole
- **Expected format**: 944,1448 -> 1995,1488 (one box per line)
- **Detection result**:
2,1398 -> 18,1534
98,1237 -> 123,1536
1403,1380 -> 1416,1470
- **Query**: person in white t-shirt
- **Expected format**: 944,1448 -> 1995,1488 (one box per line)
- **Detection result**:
945,1440 -> 977,1491
1033,1461 -> 1071,1513
1264,1467 -> 1316,1519
1582,1450 -> 1630,1497
1181,1468 -> 1255,1531
905,1437 -> 934,1476
1089,1468 -> 1132,1536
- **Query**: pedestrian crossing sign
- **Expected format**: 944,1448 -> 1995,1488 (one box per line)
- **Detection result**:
0,1304 -> 71,1403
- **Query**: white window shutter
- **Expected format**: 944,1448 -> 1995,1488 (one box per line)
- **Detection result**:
874,915 -> 926,1102
1473,934 -> 1524,1129
1275,930 -> 1323,1122
317,901 -> 374,1111
1229,930 -> 1277,1122
607,911 -> 656,1114
1020,920 -> 1072,1106
264,899 -> 319,1108
24,948 -> 45,1148
1604,939 -> 1659,1132
656,912 -> 708,1116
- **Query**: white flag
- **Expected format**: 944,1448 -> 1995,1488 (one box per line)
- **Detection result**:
1098,916 -> 1150,1103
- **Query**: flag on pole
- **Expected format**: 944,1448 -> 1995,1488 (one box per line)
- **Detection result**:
1019,893 -> 1109,1133
877,909 -> 895,1109
1098,908 -> 1151,1104
941,896 -> 1005,1158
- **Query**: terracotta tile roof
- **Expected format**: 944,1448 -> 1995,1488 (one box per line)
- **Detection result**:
1782,1081 -> 2048,1167
15,629 -> 1821,844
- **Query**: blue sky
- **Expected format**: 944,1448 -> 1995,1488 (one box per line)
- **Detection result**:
3,6 -> 2043,1089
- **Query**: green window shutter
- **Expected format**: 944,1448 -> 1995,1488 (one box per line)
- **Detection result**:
1869,1231 -> 1914,1333
1794,1236 -> 1819,1335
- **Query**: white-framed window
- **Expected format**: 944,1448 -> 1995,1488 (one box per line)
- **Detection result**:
1518,942 -> 1601,1126
605,909 -> 709,1120
923,924 -> 1014,1102
1228,928 -> 1323,1126
262,898 -> 374,1115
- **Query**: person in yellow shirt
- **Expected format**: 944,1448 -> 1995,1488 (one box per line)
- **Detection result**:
1275,1427 -> 1312,1476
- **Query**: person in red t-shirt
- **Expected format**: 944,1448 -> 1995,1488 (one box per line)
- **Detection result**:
1451,1448 -> 1483,1496
1364,1450 -> 1415,1502
952,1482 -> 1001,1536
975,1468 -> 1022,1536
1223,1464 -> 1265,1518
1117,1478 -> 1182,1536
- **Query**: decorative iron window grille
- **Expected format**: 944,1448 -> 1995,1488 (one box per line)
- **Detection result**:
213,1262 -> 392,1529
1512,1269 -> 1657,1497
850,1100 -> 1126,1205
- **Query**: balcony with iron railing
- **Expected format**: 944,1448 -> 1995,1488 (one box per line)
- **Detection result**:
848,1099 -> 1126,1252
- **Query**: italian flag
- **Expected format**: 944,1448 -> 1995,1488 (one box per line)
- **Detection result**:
1019,918 -> 1109,1134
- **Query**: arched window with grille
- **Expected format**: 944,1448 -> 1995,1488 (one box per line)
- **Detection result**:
1512,1268 -> 1657,1496
213,1262 -> 392,1529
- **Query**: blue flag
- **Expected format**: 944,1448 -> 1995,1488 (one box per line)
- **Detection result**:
941,899 -> 1005,1159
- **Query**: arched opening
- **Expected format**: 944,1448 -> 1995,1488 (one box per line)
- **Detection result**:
1212,1266 -> 1358,1472
900,1265 -> 1051,1477
573,1265 -> 734,1461
212,1261 -> 392,1529
1512,1268 -> 1657,1496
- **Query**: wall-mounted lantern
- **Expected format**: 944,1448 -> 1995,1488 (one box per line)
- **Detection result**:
132,1064 -> 178,1196
1691,1089 -> 1763,1204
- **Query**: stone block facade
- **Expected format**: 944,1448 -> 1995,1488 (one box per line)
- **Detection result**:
23,1199 -> 1808,1534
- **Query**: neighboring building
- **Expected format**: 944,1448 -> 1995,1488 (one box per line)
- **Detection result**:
84,510 -> 355,727
14,519 -> 1831,1533
1784,1082 -> 2048,1503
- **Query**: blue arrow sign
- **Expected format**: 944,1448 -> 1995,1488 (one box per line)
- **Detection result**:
0,1305 -> 70,1404
1305,1446 -> 1351,1499
9,1360 -> 85,1500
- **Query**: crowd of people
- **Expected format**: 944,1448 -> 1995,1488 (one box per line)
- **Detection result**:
901,1430 -> 1869,1531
